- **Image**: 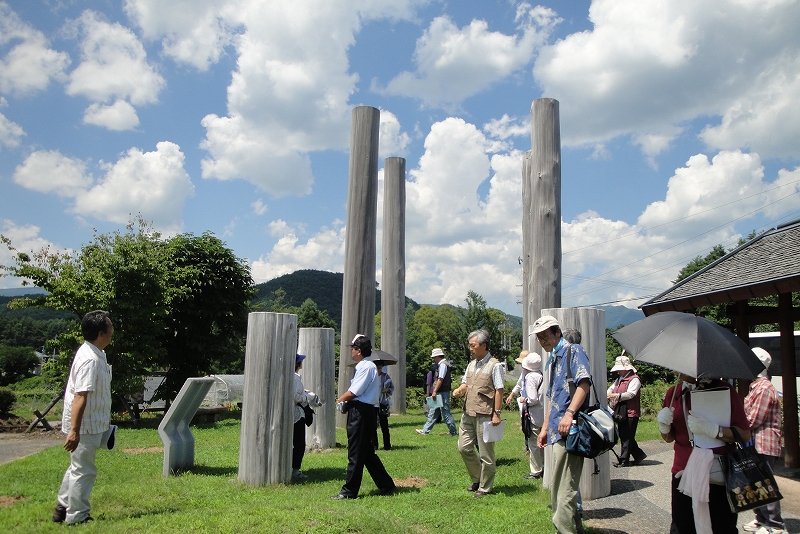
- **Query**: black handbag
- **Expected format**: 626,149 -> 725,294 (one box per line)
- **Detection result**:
302,403 -> 314,426
722,428 -> 782,513
613,401 -> 628,422
521,405 -> 533,439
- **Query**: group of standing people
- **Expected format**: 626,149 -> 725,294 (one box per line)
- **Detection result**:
51,311 -> 787,534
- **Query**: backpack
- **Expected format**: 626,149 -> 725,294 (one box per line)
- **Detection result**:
566,404 -> 618,458
562,343 -> 618,459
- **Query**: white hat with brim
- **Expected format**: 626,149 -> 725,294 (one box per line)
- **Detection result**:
430,348 -> 445,358
610,355 -> 636,373
752,347 -> 771,376
521,353 -> 541,372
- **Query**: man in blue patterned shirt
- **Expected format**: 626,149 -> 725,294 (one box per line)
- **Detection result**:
534,315 -> 591,534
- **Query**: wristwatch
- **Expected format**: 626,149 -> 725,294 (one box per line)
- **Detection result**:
717,426 -> 724,439
494,409 -> 502,415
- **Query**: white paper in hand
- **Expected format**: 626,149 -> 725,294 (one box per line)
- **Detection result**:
482,419 -> 505,443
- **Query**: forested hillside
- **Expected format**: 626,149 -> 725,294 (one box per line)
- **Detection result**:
0,295 -> 76,349
253,269 -> 420,328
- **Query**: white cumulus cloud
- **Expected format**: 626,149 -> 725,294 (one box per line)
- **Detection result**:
0,219 -> 69,289
128,0 -> 423,196
13,150 -> 91,197
65,10 -> 164,130
72,141 -> 194,233
82,99 -> 140,131
0,104 -> 25,147
250,219 -> 346,283
12,143 -> 194,234
533,0 -> 800,164
379,109 -> 411,158
378,5 -> 560,108
0,2 -> 70,96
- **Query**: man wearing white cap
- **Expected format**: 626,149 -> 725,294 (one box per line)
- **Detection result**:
742,347 -> 786,534
416,348 -> 457,436
533,315 -> 591,534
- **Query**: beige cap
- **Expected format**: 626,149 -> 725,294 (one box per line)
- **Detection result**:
531,315 -> 559,334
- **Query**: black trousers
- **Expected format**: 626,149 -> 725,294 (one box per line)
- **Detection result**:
375,409 -> 391,449
341,401 -> 395,497
617,416 -> 645,462
670,474 -> 737,534
292,418 -> 306,469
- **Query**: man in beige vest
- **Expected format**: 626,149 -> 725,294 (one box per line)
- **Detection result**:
452,329 -> 505,497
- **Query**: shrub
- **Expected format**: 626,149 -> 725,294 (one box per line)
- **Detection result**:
640,380 -> 670,417
0,388 -> 16,414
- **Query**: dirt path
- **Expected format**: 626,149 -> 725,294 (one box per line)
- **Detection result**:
0,432 -> 63,466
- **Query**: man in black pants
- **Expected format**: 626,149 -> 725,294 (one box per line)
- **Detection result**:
331,334 -> 396,500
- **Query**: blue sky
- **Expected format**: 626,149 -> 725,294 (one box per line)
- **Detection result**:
1,0 -> 799,316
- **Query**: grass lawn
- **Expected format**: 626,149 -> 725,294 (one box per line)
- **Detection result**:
0,410 -> 659,534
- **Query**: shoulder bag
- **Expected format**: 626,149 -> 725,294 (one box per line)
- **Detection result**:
723,427 -> 782,513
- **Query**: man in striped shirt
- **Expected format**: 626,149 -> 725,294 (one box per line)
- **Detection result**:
52,310 -> 114,525
742,347 -> 786,534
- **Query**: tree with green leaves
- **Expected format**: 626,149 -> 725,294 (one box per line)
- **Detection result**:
1,218 -> 255,404
0,345 -> 40,386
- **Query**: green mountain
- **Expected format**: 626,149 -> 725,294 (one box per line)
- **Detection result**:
253,269 -> 420,328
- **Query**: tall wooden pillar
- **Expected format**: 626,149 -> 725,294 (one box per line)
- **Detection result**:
521,151 -> 532,351
527,98 -> 561,337
338,106 -> 380,423
382,157 -> 406,413
238,312 -> 297,485
298,327 -> 336,449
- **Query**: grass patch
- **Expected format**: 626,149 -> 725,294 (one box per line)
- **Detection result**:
1,410 -> 579,534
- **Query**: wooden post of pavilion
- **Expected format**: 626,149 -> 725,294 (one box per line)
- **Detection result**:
382,156 -> 407,413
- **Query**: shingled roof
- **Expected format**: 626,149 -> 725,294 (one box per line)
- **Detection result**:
641,219 -> 800,315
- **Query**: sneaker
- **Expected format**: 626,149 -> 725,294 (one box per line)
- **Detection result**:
415,429 -> 429,435
52,504 -> 67,523
743,520 -> 762,532
291,470 -> 308,481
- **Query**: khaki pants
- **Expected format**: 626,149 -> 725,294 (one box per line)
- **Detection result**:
457,413 -> 496,493
550,440 -> 583,534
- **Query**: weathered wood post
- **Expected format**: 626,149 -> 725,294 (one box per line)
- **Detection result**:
382,156 -> 406,413
538,307 -> 610,500
338,106 -> 380,424
298,327 -> 336,449
238,312 -> 297,485
521,150 -> 532,351
527,98 -> 561,328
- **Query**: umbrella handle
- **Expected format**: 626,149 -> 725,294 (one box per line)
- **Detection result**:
669,380 -> 680,409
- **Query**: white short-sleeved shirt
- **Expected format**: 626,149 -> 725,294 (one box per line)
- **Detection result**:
62,341 -> 112,435
348,357 -> 380,406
